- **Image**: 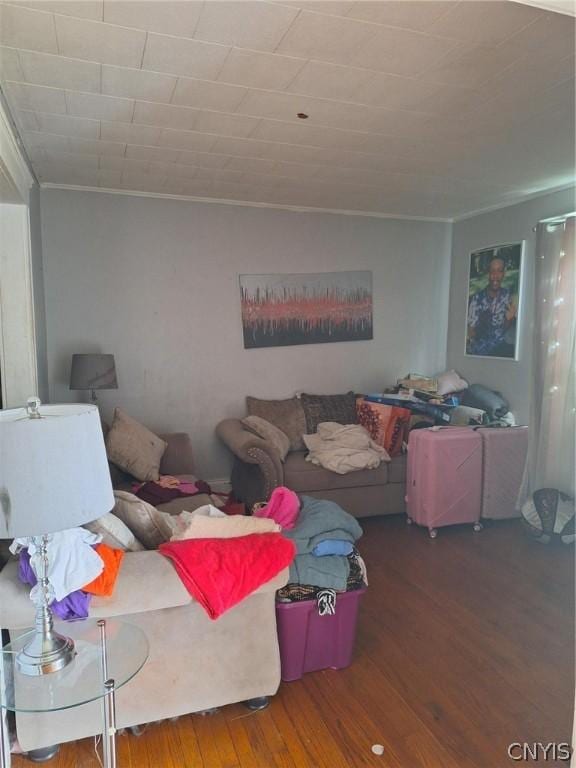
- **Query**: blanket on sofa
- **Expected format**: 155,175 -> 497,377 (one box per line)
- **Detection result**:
303,422 -> 389,474
159,533 -> 295,619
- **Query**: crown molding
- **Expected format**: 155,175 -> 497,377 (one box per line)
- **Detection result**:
39,183 -> 454,223
452,183 -> 576,222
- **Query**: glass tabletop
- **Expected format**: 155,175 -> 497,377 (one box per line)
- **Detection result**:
0,618 -> 148,713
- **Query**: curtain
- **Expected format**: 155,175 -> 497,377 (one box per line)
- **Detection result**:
519,216 -> 575,507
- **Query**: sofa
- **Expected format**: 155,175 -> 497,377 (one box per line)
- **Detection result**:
216,394 -> 407,518
0,431 -> 288,756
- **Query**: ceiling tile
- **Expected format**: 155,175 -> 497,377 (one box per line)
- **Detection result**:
17,50 -> 100,93
126,143 -> 183,163
270,159 -> 321,178
103,1 -> 203,37
142,32 -> 230,80
217,48 -> 306,90
193,166 -> 245,183
0,4 -> 58,53
66,91 -> 134,122
194,1 -> 298,51
427,1 -> 543,46
350,24 -> 459,76
18,1 -> 103,19
0,45 -> 23,80
159,127 -> 217,152
100,120 -> 161,145
183,151 -> 230,169
355,72 -> 481,114
35,164 -> 100,185
276,11 -> 377,64
97,168 -> 123,187
13,109 -> 39,131
419,42 -> 521,88
193,110 -> 261,138
54,14 -> 146,67
35,111 -> 100,138
133,100 -> 200,130
172,77 -> 247,112
34,148 -> 100,167
68,136 -> 126,155
99,155 -> 151,173
148,160 -> 199,179
501,8 -> 575,63
23,130 -> 71,153
346,1 -> 457,32
120,171 -> 168,192
286,60 -> 373,101
5,81 -> 67,113
209,135 -> 272,157
225,155 -> 278,174
102,64 -> 177,102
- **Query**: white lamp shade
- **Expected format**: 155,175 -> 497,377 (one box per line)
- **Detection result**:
0,403 -> 114,538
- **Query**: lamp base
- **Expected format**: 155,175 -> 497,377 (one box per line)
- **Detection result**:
16,630 -> 76,676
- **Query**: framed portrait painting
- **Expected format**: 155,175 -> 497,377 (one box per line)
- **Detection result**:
465,242 -> 524,360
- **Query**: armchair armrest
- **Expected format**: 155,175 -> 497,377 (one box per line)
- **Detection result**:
216,419 -> 284,505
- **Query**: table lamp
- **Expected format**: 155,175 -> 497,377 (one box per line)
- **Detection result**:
69,354 -> 118,405
0,398 -> 114,676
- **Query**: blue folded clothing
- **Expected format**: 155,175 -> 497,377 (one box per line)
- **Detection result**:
312,539 -> 354,557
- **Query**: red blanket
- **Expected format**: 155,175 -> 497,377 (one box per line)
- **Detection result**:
158,533 -> 295,620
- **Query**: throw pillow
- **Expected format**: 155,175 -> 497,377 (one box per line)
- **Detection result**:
112,491 -> 173,550
246,396 -> 306,451
300,392 -> 358,434
105,408 -> 167,482
241,415 -> 290,461
436,369 -> 468,396
84,513 -> 145,552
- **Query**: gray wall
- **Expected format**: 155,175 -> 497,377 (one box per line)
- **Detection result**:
29,184 -> 48,402
40,188 -> 451,480
446,187 -> 575,424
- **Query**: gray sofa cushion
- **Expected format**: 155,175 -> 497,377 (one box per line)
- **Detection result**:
284,450 -> 390,492
388,453 -> 407,484
246,396 -> 307,451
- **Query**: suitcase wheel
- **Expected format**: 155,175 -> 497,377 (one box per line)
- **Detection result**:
473,522 -> 483,532
406,516 -> 413,525
428,528 -> 438,539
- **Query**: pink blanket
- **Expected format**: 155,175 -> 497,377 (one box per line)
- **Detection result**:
159,533 -> 295,620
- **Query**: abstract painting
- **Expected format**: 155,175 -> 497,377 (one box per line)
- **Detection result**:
240,271 -> 373,349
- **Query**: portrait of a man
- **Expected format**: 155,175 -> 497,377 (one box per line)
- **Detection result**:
465,243 -> 523,359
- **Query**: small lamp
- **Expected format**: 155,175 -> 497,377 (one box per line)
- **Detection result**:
0,398 -> 114,675
69,354 -> 118,405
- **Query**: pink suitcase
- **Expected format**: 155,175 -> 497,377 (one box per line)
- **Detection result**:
406,427 -> 483,538
477,426 -> 528,519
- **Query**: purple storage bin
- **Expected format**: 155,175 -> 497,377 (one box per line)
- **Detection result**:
275,587 -> 366,682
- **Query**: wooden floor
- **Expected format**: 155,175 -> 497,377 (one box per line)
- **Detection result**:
12,516 -> 574,768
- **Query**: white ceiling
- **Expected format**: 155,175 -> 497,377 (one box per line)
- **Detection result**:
0,0 -> 574,219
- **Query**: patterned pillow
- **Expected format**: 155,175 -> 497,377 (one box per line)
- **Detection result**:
246,397 -> 306,451
300,392 -> 358,434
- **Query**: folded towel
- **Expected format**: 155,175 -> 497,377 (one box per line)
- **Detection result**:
312,539 -> 354,557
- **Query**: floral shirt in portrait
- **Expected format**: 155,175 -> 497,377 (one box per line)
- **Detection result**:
467,286 -> 512,355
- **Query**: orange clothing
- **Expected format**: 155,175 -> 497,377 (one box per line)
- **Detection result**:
83,544 -> 124,597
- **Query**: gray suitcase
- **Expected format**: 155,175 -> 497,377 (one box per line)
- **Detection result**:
477,426 -> 528,519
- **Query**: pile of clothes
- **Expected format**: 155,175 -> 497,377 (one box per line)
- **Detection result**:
255,488 -> 367,616
11,530 -> 124,619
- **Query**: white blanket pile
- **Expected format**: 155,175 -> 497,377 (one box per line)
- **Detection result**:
303,422 -> 390,475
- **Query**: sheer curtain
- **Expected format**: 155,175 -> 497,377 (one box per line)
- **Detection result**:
519,215 -> 575,507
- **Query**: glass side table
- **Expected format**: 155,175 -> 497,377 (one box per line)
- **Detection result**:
0,618 -> 148,768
